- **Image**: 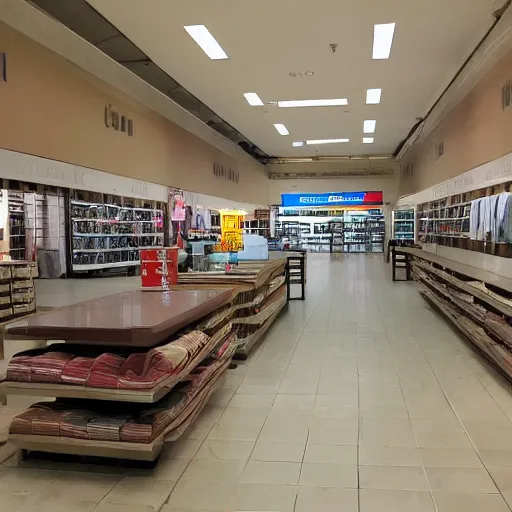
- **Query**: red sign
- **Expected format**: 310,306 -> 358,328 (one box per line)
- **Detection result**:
140,248 -> 178,288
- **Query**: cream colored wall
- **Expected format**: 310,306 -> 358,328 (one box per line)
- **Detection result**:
400,49 -> 512,197
267,160 -> 399,205
0,23 -> 268,205
268,177 -> 399,205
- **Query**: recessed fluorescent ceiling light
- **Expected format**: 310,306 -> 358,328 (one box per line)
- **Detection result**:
363,120 -> 376,133
293,141 -> 304,147
243,92 -> 264,106
277,98 -> 348,108
366,88 -> 382,104
372,23 -> 395,60
274,124 -> 289,136
363,137 -> 374,143
306,139 -> 349,145
184,25 -> 228,60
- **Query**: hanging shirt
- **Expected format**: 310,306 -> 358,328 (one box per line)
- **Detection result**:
489,194 -> 501,242
469,198 -> 481,240
479,197 -> 492,241
499,193 -> 512,243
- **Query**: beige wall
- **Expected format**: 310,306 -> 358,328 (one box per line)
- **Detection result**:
0,23 -> 268,205
400,49 -> 512,197
267,160 -> 399,205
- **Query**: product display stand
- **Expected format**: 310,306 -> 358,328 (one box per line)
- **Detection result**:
2,288 -> 234,462
177,258 -> 288,358
393,247 -> 512,382
71,200 -> 165,273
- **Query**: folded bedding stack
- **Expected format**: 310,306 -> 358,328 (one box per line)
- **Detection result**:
194,274 -> 287,358
6,330 -> 213,391
10,337 -> 235,444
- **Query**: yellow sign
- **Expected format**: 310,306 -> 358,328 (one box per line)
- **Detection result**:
217,210 -> 245,252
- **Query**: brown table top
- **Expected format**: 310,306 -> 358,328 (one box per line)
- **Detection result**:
6,288 -> 231,346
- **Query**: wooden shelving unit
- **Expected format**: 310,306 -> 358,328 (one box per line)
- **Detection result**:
0,261 -> 37,322
397,249 -> 512,383
416,181 -> 512,257
8,192 -> 26,261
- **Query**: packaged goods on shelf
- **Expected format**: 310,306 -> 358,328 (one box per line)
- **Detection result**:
177,258 -> 288,356
3,288 -> 238,460
71,200 -> 165,272
10,345 -> 233,444
415,182 -> 512,257
398,247 -> 512,383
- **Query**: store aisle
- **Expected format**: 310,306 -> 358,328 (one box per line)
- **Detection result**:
3,254 -> 512,512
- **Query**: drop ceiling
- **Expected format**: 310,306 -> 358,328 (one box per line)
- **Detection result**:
84,0 -> 496,158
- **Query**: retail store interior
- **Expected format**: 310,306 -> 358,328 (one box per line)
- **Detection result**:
1,0 -> 512,510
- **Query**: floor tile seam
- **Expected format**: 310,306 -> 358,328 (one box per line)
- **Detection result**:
162,403 -> 230,508
241,303 -> 311,492
407,320 -> 512,511
473,362 -> 512,423
89,476 -> 124,509
376,290 -> 440,512
357,355 -> 362,512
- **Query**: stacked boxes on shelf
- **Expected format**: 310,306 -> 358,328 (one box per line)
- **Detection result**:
0,262 -> 37,321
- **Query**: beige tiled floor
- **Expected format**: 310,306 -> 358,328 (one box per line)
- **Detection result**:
2,254 -> 512,511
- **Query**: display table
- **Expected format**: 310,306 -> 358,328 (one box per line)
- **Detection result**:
176,258 -> 288,356
393,247 -> 512,383
5,288 -> 231,346
1,288 -> 236,461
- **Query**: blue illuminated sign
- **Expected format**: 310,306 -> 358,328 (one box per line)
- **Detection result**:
281,191 -> 383,207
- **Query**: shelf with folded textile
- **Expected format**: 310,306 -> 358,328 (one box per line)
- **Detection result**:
176,258 -> 288,358
416,181 -> 512,257
2,323 -> 234,403
1,288 -> 237,461
408,252 -> 512,383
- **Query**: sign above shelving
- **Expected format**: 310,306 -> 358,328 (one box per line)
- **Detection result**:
281,191 -> 383,207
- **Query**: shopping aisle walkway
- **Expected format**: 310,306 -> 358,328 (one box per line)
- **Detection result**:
3,254 -> 512,512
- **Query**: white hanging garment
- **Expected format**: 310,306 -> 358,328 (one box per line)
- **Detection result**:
469,198 -> 481,240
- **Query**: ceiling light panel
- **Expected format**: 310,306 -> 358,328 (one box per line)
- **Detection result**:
293,141 -> 304,147
372,23 -> 395,60
363,120 -> 376,133
184,25 -> 228,60
243,92 -> 264,106
306,139 -> 349,145
274,124 -> 289,136
363,137 -> 374,144
278,98 -> 348,108
366,88 -> 382,104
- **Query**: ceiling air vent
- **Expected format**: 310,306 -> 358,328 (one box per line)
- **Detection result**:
502,81 -> 512,109
434,142 -> 444,160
